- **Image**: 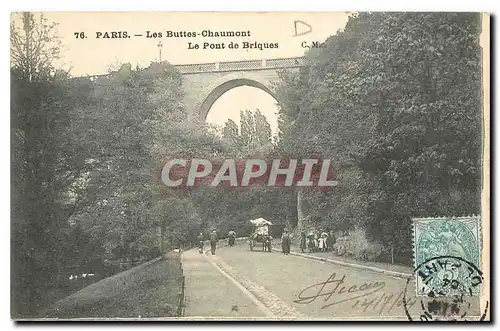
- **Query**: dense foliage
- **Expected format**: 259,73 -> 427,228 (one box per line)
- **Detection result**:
11,13 -> 216,316
274,12 -> 483,263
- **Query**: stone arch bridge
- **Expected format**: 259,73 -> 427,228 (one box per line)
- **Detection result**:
174,57 -> 307,120
81,57 -> 307,121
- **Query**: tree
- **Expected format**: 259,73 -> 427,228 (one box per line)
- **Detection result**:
11,12 -> 76,317
254,109 -> 272,146
10,12 -> 61,81
222,119 -> 239,146
66,62 -> 194,259
273,12 -> 483,264
240,110 -> 256,147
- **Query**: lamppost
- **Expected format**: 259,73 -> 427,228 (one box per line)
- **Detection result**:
157,41 -> 163,63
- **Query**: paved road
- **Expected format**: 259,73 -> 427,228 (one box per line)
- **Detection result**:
182,242 -> 482,320
182,248 -> 267,318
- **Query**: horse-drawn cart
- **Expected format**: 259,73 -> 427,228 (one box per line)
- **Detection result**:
248,218 -> 273,252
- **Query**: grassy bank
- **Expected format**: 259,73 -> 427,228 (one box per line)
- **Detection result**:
42,252 -> 183,319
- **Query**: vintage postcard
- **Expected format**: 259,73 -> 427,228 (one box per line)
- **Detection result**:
10,12 -> 490,321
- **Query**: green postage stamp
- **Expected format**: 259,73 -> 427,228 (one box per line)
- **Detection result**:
413,216 -> 482,296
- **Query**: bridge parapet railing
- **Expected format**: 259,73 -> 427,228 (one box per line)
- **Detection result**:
72,57 -> 308,80
265,57 -> 307,68
175,63 -> 217,73
219,60 -> 263,71
175,57 -> 307,74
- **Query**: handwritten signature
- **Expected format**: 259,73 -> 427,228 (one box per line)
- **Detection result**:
294,273 -> 416,314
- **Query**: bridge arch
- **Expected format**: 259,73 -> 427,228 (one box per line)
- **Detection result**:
178,58 -> 306,121
185,71 -> 281,121
198,78 -> 278,121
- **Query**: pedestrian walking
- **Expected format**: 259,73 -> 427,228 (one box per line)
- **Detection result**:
209,228 -> 218,255
328,230 -> 336,251
281,229 -> 291,255
300,231 -> 307,253
228,230 -> 236,247
307,232 -> 316,252
320,229 -> 329,252
197,232 -> 204,254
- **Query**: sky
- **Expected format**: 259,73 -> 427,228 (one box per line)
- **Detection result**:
206,86 -> 280,136
24,12 -> 350,134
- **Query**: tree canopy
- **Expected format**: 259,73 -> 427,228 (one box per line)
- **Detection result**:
274,12 -> 483,262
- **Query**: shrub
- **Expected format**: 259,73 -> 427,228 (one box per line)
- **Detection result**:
333,227 -> 383,261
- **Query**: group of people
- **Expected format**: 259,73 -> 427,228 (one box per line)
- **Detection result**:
280,228 -> 336,255
196,227 -> 336,256
197,229 -> 238,255
299,229 -> 336,253
197,229 -> 218,255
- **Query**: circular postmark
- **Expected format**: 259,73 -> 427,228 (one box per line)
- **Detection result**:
402,255 -> 487,321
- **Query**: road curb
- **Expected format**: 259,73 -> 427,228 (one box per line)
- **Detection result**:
202,245 -> 306,319
271,248 -> 412,279
203,237 -> 412,279
201,250 -> 275,318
